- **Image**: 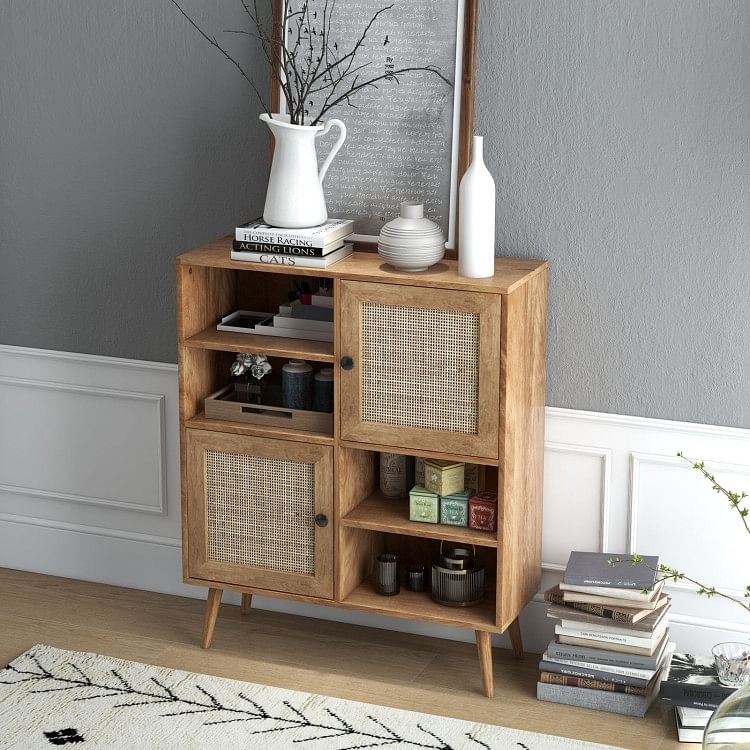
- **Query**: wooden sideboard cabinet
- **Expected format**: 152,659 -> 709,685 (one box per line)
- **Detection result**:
177,239 -> 548,697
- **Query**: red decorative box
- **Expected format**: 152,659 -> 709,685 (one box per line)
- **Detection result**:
468,491 -> 498,532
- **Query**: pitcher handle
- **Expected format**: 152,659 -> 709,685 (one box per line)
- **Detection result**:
316,119 -> 347,184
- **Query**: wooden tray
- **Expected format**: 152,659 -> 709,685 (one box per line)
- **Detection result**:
205,384 -> 333,435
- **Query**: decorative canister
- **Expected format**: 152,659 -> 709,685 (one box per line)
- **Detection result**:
440,489 -> 472,527
312,367 -> 334,412
406,563 -> 426,592
468,491 -> 498,532
375,553 -> 400,596
424,459 -> 465,497
431,543 -> 485,607
380,453 -> 415,500
282,360 -> 313,410
409,486 -> 439,523
464,463 -> 485,493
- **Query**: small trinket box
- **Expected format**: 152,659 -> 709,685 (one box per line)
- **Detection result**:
468,491 -> 498,532
409,486 -> 439,524
424,459 -> 465,496
439,489 -> 472,526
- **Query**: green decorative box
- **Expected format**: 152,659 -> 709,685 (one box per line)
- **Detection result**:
439,489 -> 472,527
409,485 -> 439,524
424,459 -> 465,496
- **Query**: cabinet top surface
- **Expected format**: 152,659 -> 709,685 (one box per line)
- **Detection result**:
177,238 -> 548,294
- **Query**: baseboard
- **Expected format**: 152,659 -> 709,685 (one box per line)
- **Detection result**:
1,344 -> 748,653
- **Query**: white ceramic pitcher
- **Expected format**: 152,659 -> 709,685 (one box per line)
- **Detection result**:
260,113 -> 347,228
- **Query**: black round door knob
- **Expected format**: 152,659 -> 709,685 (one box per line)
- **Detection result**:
340,356 -> 354,370
314,513 -> 329,527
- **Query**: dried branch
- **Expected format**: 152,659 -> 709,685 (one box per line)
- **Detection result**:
169,0 -> 270,115
171,0 -> 453,126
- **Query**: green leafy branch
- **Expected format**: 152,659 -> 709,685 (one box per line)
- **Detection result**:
608,453 -> 750,617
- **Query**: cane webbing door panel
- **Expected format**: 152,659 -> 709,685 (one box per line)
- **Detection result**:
339,281 -> 502,458
186,429 -> 334,598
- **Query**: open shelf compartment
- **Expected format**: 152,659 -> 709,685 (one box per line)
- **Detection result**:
336,445 -> 501,631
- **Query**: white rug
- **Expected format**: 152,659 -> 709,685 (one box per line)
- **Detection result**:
0,645 -> 624,749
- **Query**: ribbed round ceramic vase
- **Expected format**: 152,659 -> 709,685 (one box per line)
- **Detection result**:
458,136 -> 496,278
377,202 -> 445,272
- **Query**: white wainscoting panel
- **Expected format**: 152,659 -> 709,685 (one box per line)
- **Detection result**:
0,345 -> 748,654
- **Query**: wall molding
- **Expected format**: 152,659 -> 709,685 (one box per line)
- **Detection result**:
543,442 -> 612,571
0,512 -> 181,548
0,344 -> 178,373
0,374 -> 167,515
628,450 -> 750,599
547,405 -> 750,440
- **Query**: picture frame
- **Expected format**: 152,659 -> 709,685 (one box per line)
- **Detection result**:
269,0 -> 479,255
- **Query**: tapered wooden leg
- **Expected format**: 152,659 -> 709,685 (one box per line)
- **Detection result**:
241,593 -> 253,615
508,616 -> 524,659
201,588 -> 223,649
475,630 -> 494,698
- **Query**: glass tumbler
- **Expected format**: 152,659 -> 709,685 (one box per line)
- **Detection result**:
714,642 -> 750,688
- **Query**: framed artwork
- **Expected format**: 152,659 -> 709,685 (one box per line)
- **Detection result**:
270,0 -> 479,252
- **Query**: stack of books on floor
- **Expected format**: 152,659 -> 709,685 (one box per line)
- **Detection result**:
232,218 -> 354,268
537,551 -> 674,717
660,652 -> 738,742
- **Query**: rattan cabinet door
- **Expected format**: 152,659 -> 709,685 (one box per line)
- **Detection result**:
186,429 -> 334,599
339,281 -> 501,459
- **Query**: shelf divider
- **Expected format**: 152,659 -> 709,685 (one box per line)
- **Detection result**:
183,326 -> 335,363
341,491 -> 499,548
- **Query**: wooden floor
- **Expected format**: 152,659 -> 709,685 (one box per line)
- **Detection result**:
0,568 -> 682,749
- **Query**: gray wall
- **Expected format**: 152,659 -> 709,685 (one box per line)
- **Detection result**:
1,1 -> 749,427
0,1 -> 268,362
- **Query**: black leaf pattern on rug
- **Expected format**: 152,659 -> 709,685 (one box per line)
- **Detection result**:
1,651 -> 543,750
43,728 -> 85,745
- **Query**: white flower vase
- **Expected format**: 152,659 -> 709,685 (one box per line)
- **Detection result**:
458,135 -> 496,278
260,113 -> 347,229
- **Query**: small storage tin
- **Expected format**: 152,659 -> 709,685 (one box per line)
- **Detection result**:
468,491 -> 498,532
424,459 -> 465,496
409,486 -> 439,523
439,489 -> 472,526
464,463 -> 485,493
414,457 -> 425,486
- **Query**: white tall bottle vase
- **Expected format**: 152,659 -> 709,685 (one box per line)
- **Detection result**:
458,136 -> 496,278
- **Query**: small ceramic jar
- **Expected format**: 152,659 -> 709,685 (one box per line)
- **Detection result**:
282,360 -> 313,410
424,459 -> 465,496
409,486 -> 439,524
440,489 -> 472,526
468,491 -> 498,532
312,367 -> 334,413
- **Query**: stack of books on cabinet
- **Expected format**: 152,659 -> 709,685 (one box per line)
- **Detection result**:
537,551 -> 674,717
232,218 -> 354,268
660,653 -> 738,742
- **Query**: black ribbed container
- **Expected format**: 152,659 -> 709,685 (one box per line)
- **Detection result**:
375,553 -> 400,596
